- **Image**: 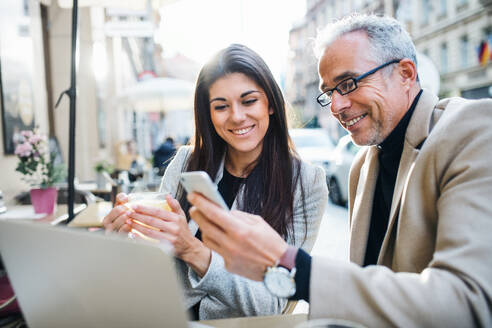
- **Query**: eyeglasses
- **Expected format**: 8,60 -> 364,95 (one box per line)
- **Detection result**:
316,59 -> 401,107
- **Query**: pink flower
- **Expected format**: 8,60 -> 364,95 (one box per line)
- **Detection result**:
15,142 -> 33,157
20,130 -> 33,138
29,134 -> 43,144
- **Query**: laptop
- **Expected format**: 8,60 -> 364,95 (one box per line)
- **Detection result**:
0,220 -> 210,328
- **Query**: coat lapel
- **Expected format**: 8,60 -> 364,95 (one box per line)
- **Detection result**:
378,90 -> 439,264
349,146 -> 379,265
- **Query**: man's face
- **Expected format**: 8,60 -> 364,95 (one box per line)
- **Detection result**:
318,31 -> 408,146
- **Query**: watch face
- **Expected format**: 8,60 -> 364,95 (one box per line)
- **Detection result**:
264,267 -> 296,298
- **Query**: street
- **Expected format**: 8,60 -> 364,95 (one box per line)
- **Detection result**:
294,200 -> 350,314
311,201 -> 349,261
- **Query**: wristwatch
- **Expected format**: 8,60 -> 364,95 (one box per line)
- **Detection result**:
263,246 -> 298,298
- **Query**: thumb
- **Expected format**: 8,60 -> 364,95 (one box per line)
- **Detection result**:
116,193 -> 129,206
166,194 -> 185,216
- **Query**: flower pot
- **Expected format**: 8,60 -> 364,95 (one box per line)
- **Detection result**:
30,187 -> 58,214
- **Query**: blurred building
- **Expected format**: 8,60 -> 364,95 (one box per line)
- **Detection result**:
285,0 -> 492,140
408,0 -> 492,99
0,0 -> 195,200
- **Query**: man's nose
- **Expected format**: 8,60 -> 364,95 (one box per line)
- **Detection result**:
330,91 -> 350,116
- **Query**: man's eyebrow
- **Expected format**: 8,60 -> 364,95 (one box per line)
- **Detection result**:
320,71 -> 358,91
333,71 -> 358,83
210,97 -> 226,103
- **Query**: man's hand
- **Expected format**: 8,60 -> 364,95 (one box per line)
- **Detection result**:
188,192 -> 288,281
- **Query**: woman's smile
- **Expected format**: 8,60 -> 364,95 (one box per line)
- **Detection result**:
229,125 -> 255,136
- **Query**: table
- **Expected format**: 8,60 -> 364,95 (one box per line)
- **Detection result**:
76,182 -> 114,201
67,201 -> 112,227
0,204 -> 86,225
200,314 -> 307,328
0,313 -> 307,328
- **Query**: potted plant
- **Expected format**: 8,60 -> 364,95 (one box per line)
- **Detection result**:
15,130 -> 66,214
94,160 -> 114,189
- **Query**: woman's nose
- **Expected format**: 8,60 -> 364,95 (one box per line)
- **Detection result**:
230,104 -> 246,122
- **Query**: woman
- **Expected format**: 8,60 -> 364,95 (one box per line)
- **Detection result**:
103,44 -> 328,320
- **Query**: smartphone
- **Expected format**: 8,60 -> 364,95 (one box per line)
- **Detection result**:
180,171 -> 229,210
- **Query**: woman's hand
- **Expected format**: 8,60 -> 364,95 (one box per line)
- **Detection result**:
102,193 -> 132,234
126,194 -> 211,277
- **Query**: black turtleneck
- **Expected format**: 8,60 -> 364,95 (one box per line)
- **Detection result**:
363,89 -> 423,266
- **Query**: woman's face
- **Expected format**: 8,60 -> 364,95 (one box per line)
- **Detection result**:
209,72 -> 273,160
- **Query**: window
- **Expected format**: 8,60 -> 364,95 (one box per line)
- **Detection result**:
421,0 -> 430,25
456,0 -> 468,11
439,0 -> 447,17
485,27 -> 492,44
460,35 -> 468,68
440,42 -> 448,73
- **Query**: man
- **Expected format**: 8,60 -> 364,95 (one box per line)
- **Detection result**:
153,137 -> 176,176
188,14 -> 492,327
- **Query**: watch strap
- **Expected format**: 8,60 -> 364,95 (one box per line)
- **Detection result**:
277,246 -> 298,270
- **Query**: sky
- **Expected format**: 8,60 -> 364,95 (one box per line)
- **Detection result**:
156,0 -> 307,83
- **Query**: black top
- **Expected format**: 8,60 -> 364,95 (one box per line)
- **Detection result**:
194,169 -> 244,242
190,169 -> 244,320
363,89 -> 422,266
291,90 -> 423,302
218,169 -> 245,209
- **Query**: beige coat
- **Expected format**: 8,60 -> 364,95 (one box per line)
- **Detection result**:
310,90 -> 492,327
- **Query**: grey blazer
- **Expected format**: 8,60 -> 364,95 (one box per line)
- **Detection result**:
161,146 -> 327,320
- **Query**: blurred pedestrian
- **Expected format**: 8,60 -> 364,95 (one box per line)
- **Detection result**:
153,137 -> 176,176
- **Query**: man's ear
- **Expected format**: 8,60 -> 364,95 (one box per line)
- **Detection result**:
398,59 -> 418,87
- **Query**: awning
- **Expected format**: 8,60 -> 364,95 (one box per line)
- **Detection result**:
117,77 -> 195,112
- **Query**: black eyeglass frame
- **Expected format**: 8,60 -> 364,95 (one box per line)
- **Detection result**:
316,59 -> 401,107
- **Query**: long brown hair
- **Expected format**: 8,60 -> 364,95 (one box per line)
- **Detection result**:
177,44 -> 306,242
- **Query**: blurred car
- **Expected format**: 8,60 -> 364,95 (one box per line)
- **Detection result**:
289,128 -> 335,177
326,135 -> 361,207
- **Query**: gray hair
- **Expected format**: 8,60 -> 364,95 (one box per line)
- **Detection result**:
314,14 -> 417,69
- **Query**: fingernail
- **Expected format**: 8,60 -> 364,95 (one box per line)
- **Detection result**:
126,210 -> 133,216
187,193 -> 195,202
126,219 -> 132,225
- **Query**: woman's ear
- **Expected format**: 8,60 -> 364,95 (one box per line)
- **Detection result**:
269,107 -> 274,115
